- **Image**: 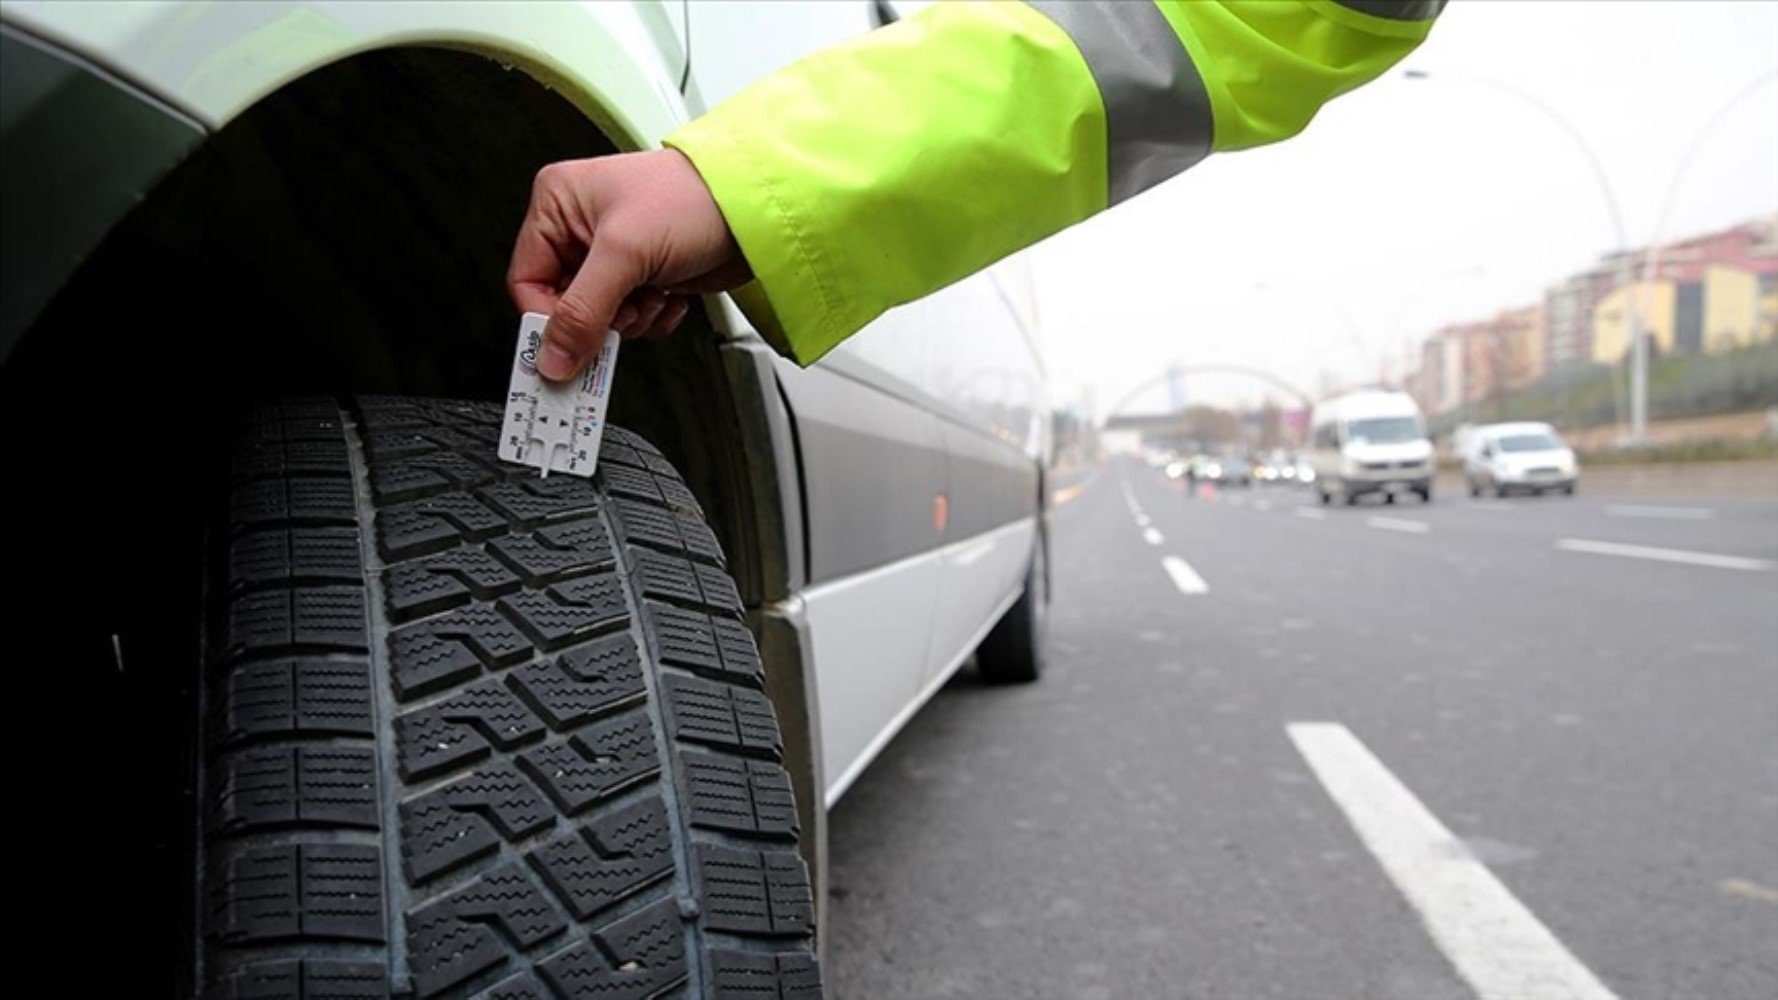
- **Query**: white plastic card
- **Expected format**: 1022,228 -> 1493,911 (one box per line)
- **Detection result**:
499,312 -> 619,478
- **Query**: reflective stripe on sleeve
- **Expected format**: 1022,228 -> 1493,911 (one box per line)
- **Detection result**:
1026,0 -> 1211,205
1332,0 -> 1447,21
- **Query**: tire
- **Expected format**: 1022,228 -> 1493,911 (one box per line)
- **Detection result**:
1468,480 -> 1481,498
1318,487 -> 1331,506
1417,487 -> 1433,503
976,533 -> 1048,684
198,397 -> 820,999
1564,484 -> 1576,496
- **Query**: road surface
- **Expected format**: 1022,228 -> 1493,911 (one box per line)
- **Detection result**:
826,459 -> 1778,1000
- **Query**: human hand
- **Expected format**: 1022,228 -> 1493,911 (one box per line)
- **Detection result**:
506,148 -> 750,380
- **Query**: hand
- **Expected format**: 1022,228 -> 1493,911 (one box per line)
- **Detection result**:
506,149 -> 751,380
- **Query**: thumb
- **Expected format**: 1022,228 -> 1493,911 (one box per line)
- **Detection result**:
539,238 -> 646,381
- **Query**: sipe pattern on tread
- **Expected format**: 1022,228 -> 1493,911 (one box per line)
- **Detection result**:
201,398 -> 818,998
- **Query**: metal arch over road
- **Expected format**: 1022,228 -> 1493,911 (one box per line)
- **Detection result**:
1098,363 -> 1319,427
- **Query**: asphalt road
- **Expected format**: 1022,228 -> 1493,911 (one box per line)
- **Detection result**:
826,459 -> 1778,1000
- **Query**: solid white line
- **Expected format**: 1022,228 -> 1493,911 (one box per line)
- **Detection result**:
1288,723 -> 1618,1000
1555,538 -> 1773,572
1603,504 -> 1714,521
1143,527 -> 1164,546
1368,516 -> 1430,534
1161,556 -> 1209,595
1295,507 -> 1327,521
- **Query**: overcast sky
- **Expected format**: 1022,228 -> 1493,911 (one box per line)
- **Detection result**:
1022,1 -> 1778,415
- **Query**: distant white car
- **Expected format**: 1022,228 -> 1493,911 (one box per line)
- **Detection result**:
1463,422 -> 1578,497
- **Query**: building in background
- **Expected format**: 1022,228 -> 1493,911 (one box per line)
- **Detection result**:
1593,278 -> 1677,364
1492,304 -> 1547,392
1545,266 -> 1617,370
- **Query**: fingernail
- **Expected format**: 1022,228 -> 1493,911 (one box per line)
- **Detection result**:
539,340 -> 577,380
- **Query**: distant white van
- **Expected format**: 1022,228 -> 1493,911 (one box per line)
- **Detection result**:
1307,391 -> 1435,505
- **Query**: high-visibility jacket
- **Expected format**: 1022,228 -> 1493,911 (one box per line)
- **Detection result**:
665,0 -> 1443,365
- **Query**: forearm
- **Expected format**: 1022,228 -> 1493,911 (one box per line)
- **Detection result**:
666,0 -> 1442,365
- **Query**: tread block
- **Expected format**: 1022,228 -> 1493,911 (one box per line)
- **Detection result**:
212,844 -> 384,944
225,588 -> 368,659
388,604 -> 532,699
231,527 -> 363,590
695,845 -> 813,937
643,602 -> 764,688
231,477 -> 358,531
508,635 -> 645,728
680,752 -> 798,841
376,492 -> 508,560
499,576 -> 628,650
488,520 -> 616,583
630,549 -> 742,616
479,478 -> 601,526
611,498 -> 724,568
528,795 -> 674,920
665,674 -> 782,760
395,679 -> 546,781
707,950 -> 823,1000
234,437 -> 351,482
217,958 -> 390,1000
599,463 -> 702,518
215,658 -> 372,746
383,547 -> 521,624
214,746 -> 379,832
407,861 -> 567,997
371,450 -> 501,504
400,763 -> 555,884
518,710 -> 659,816
537,897 -> 686,1000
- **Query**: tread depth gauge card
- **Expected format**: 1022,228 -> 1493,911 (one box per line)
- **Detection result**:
499,312 -> 619,478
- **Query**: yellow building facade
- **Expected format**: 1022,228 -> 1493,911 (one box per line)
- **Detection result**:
1592,280 -> 1676,363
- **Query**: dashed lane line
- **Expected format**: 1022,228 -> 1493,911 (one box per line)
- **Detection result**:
1161,556 -> 1209,595
1555,538 -> 1772,572
1295,507 -> 1327,521
1143,527 -> 1164,546
1602,504 -> 1714,521
1367,516 -> 1431,535
1289,723 -> 1618,1000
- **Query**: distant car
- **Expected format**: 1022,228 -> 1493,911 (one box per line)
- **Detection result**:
1306,391 -> 1434,504
1463,422 -> 1578,497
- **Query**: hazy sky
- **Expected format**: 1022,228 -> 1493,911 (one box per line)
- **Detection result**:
1023,1 -> 1778,415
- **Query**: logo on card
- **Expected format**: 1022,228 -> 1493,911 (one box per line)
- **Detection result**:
518,329 -> 542,377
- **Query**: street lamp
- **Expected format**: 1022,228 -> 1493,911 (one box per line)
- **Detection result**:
1402,68 -> 1649,443
1640,69 -> 1778,330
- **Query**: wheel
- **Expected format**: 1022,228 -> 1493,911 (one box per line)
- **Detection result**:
1468,479 -> 1481,498
1385,493 -> 1397,505
1318,487 -> 1331,506
1563,483 -> 1576,496
976,532 -> 1048,684
1343,488 -> 1360,506
1417,487 -> 1432,503
197,398 -> 820,998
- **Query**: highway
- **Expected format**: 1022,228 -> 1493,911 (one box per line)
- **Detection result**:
826,458 -> 1778,1000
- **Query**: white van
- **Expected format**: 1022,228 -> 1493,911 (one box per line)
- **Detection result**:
1307,391 -> 1435,505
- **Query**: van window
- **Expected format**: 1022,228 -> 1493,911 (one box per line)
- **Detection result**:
1497,432 -> 1562,452
1344,416 -> 1423,445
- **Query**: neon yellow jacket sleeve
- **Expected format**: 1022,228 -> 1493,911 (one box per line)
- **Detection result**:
665,1 -> 1441,365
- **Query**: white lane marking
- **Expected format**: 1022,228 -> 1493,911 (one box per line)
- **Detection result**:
1368,516 -> 1431,534
1295,507 -> 1327,521
1143,527 -> 1164,546
1288,723 -> 1618,1000
1161,556 -> 1209,595
1119,474 -> 1146,522
1555,538 -> 1773,572
1254,498 -> 1273,511
1136,515 -> 1152,528
1603,504 -> 1714,521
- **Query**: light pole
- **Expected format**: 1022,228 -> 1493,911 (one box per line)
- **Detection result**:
1640,69 -> 1778,337
1402,69 -> 1649,443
